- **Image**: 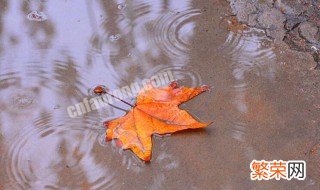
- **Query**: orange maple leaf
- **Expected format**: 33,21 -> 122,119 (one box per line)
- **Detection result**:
103,82 -> 212,161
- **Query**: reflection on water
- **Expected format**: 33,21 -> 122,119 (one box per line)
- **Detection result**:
152,9 -> 201,60
3,113 -> 119,189
0,0 -> 318,189
220,28 -> 276,91
0,0 -> 204,189
146,65 -> 203,87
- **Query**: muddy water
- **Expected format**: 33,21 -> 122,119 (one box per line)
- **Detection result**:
0,0 -> 319,189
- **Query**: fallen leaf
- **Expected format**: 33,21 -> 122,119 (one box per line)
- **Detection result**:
226,16 -> 247,32
104,82 -> 211,161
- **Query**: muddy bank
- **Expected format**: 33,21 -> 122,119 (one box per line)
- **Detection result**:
229,0 -> 320,69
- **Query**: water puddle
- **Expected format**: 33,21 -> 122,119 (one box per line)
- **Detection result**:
0,0 -> 318,189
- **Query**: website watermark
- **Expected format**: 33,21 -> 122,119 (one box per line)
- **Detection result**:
67,70 -> 175,118
250,160 -> 306,181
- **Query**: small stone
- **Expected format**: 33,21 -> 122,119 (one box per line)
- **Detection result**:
266,28 -> 286,41
285,17 -> 306,31
247,13 -> 258,27
231,0 -> 258,23
257,8 -> 286,40
257,8 -> 286,29
299,22 -> 318,43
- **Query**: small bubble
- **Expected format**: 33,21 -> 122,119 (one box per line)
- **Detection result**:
117,3 -> 126,10
27,11 -> 47,22
109,34 -> 121,42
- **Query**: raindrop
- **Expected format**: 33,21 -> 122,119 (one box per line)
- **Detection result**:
117,3 -> 126,10
109,34 -> 121,42
27,11 -> 47,22
10,90 -> 36,111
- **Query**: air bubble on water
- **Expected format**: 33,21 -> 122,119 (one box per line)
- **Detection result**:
117,3 -> 126,10
27,11 -> 47,22
109,34 -> 121,42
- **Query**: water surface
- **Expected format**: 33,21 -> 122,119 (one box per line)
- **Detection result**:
0,0 -> 319,189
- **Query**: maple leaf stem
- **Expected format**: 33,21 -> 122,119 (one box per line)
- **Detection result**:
105,92 -> 135,107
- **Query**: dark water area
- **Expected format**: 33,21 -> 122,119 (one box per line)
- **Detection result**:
0,0 -> 319,189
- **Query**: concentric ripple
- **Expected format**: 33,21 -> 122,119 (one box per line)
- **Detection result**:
2,113 -> 119,190
0,62 -> 89,114
219,28 -> 277,92
147,65 -> 203,88
153,9 -> 201,59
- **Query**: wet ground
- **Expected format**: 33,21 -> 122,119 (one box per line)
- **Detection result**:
0,0 -> 319,189
229,0 -> 320,68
